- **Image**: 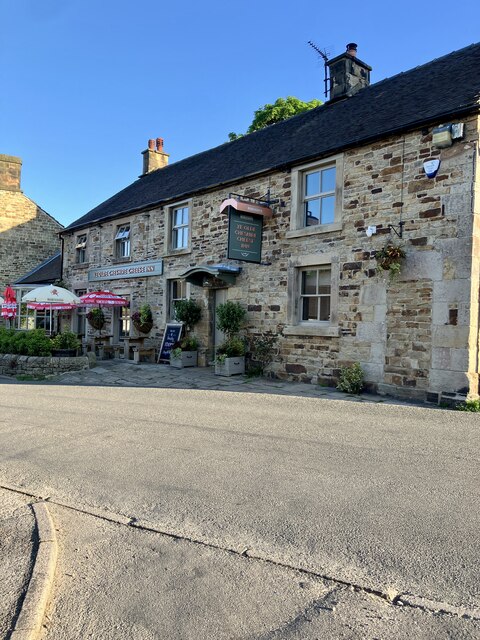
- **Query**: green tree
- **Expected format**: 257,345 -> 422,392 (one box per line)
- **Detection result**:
228,96 -> 322,141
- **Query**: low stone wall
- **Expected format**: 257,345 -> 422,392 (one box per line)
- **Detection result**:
0,353 -> 90,377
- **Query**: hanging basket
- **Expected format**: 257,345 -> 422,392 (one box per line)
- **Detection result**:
86,309 -> 106,331
133,320 -> 153,334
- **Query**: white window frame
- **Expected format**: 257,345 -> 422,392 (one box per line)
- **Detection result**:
75,234 -> 87,264
168,278 -> 187,321
165,200 -> 192,254
299,266 -> 331,323
288,154 -> 344,238
115,224 -> 131,259
284,253 -> 340,337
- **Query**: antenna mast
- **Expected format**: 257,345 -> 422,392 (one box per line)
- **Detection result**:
308,41 -> 329,99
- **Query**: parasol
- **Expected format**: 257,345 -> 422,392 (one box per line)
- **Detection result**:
1,285 -> 17,320
79,290 -> 129,307
22,284 -> 80,308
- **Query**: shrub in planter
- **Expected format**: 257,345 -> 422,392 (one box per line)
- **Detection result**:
86,308 -> 105,331
215,336 -> 246,376
51,331 -> 81,356
174,299 -> 202,332
131,304 -> 153,334
170,335 -> 199,368
336,362 -> 364,394
215,301 -> 246,339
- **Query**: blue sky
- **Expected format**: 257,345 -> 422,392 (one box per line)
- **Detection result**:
1,0 -> 479,227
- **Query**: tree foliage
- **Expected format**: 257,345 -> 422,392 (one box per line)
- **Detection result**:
228,96 -> 322,141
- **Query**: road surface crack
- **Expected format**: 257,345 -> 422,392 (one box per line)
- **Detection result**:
1,482 -> 478,622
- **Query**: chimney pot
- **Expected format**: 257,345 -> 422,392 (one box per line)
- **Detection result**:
346,43 -> 358,57
141,137 -> 169,175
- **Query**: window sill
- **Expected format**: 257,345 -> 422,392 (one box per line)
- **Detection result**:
111,257 -> 132,264
286,222 -> 343,239
164,248 -> 192,258
73,262 -> 89,269
283,324 -> 340,337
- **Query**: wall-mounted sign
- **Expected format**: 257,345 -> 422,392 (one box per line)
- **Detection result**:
227,210 -> 263,264
88,259 -> 163,282
423,159 -> 441,179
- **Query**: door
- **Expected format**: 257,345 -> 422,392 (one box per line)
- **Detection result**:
214,289 -> 227,350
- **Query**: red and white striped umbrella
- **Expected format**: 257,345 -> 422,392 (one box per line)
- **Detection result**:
79,290 -> 129,307
2,285 -> 17,319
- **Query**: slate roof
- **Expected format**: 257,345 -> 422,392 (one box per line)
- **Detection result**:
65,43 -> 480,233
15,252 -> 62,285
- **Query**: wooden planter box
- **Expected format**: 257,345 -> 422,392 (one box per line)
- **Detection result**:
215,356 -> 245,376
170,351 -> 198,368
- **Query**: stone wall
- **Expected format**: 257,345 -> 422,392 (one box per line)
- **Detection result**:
0,353 -> 90,377
62,113 -> 480,401
0,154 -> 63,286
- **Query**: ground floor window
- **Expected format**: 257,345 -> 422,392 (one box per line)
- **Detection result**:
299,267 -> 331,322
284,254 -> 339,337
168,279 -> 187,320
114,304 -> 131,341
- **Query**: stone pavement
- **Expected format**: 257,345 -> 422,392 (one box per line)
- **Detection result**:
1,359 -> 418,407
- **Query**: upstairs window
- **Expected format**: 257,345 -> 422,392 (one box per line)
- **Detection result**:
75,234 -> 87,263
303,166 -> 336,227
171,206 -> 189,250
115,224 -> 130,259
288,155 -> 343,237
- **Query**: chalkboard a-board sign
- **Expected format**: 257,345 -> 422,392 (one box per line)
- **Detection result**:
158,323 -> 183,362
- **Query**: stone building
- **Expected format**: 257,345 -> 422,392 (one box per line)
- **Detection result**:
0,154 -> 63,287
61,43 -> 480,403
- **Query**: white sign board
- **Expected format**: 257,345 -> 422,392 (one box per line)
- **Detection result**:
88,260 -> 163,282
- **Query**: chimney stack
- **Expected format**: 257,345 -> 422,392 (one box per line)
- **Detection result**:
142,137 -> 169,175
326,43 -> 371,101
0,154 -> 22,192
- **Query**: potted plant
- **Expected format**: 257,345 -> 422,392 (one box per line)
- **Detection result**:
86,308 -> 105,331
51,331 -> 81,357
170,298 -> 202,367
170,335 -> 199,368
375,244 -> 406,280
132,304 -> 153,334
215,301 -> 247,376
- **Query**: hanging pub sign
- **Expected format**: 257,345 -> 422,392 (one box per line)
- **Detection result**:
227,210 -> 263,263
220,196 -> 272,264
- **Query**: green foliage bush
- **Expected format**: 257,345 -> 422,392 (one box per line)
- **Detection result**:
0,328 -> 53,357
216,336 -> 246,360
248,331 -> 279,374
336,362 -> 364,394
456,398 -> 480,412
51,331 -> 81,350
174,299 -> 202,331
216,301 -> 246,339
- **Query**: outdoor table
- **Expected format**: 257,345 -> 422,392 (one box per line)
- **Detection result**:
123,336 -> 146,360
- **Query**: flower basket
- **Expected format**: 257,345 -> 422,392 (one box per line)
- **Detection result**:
375,245 -> 406,279
133,320 -> 153,334
131,305 -> 153,334
86,309 -> 105,331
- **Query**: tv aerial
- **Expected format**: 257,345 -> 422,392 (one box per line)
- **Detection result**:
308,41 -> 330,99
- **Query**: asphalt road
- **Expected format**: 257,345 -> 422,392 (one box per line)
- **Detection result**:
1,383 -> 479,637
